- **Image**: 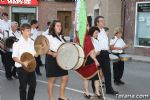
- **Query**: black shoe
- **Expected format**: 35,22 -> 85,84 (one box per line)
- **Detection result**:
106,90 -> 118,95
114,81 -> 121,85
58,98 -> 69,100
40,64 -> 45,66
83,93 -> 92,99
13,75 -> 18,79
36,73 -> 42,76
119,80 -> 125,84
7,77 -> 13,80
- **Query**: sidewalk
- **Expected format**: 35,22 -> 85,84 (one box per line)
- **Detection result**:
129,54 -> 150,63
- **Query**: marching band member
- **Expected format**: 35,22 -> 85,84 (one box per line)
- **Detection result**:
88,26 -> 104,92
110,27 -> 128,85
94,16 -> 118,95
81,30 -> 102,99
0,12 -> 11,37
9,21 -> 21,39
4,21 -> 21,80
0,12 -> 11,67
43,21 -> 51,36
31,19 -> 42,76
12,23 -> 37,100
45,20 -> 68,100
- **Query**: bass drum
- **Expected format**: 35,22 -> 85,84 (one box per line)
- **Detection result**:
56,43 -> 84,70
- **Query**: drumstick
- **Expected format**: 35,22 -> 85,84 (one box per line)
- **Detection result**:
97,70 -> 106,100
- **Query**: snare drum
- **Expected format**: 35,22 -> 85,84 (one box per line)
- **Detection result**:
56,43 -> 85,70
109,54 -> 119,62
119,54 -> 132,61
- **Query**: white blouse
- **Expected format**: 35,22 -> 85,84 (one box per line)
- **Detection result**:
46,35 -> 65,52
91,37 -> 101,53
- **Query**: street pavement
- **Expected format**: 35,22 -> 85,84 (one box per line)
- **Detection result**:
0,56 -> 150,100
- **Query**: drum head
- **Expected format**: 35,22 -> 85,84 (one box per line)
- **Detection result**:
20,52 -> 36,72
57,43 -> 79,70
34,35 -> 49,55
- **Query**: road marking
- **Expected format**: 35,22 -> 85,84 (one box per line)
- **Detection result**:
0,69 -> 115,100
37,80 -> 84,94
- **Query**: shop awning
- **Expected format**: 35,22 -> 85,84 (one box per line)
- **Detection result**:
0,0 -> 38,6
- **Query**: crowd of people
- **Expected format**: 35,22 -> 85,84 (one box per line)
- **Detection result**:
0,12 -> 129,100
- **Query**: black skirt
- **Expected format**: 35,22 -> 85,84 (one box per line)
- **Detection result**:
45,54 -> 68,78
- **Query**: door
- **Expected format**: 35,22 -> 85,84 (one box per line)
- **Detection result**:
57,11 -> 72,36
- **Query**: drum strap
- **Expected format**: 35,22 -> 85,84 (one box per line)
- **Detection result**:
12,32 -> 17,38
82,56 -> 88,66
113,39 -> 119,46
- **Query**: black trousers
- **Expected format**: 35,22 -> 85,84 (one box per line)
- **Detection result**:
35,56 -> 41,74
92,50 -> 113,92
17,67 -> 36,100
0,49 -> 6,66
112,53 -> 124,82
4,51 -> 16,78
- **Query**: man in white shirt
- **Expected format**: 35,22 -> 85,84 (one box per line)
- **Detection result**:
110,27 -> 128,85
93,16 -> 118,95
31,20 -> 42,76
0,12 -> 11,73
0,12 -> 11,38
3,21 -> 21,80
12,23 -> 37,100
31,20 -> 38,40
9,21 -> 21,39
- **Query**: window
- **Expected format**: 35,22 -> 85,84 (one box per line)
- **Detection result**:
135,2 -> 150,47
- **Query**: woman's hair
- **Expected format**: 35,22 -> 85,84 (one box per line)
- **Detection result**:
88,26 -> 100,36
49,20 -> 66,42
114,26 -> 122,36
49,20 -> 63,37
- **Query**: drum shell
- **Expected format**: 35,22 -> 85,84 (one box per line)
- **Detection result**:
73,43 -> 84,70
119,54 -> 132,61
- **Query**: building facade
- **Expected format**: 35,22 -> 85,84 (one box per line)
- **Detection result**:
86,0 -> 122,38
1,0 -> 150,56
0,0 -> 75,36
122,0 -> 150,56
